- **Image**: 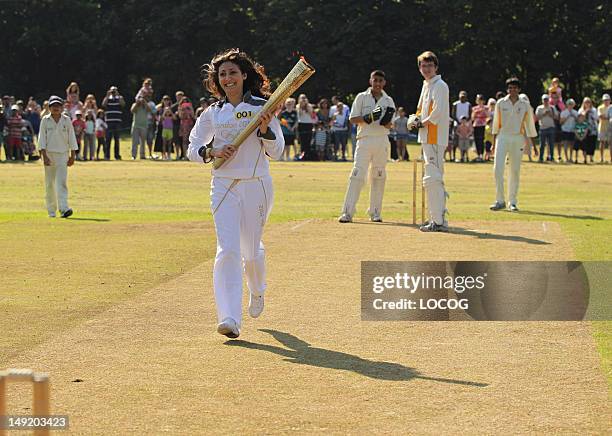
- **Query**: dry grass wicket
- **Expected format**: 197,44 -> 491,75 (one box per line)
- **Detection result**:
0,369 -> 51,436
412,158 -> 426,225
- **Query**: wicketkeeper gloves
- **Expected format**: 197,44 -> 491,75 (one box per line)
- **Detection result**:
363,106 -> 383,124
407,114 -> 423,130
379,107 -> 395,125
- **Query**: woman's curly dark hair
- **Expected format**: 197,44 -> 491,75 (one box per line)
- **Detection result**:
201,48 -> 271,100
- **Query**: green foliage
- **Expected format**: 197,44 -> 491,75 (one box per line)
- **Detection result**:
0,0 -> 610,108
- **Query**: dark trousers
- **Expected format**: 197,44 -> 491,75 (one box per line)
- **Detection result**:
473,126 -> 485,155
539,127 -> 555,161
298,123 -> 313,160
105,125 -> 122,159
332,130 -> 348,157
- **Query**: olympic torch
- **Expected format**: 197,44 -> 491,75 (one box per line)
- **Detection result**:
213,57 -> 316,169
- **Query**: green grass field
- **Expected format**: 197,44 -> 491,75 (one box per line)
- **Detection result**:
1,140 -> 610,388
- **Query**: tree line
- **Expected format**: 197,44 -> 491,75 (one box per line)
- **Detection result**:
1,0 -> 610,108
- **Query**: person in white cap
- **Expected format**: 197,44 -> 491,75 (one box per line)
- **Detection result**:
597,93 -> 611,163
407,51 -> 450,232
38,96 -> 79,218
338,69 -> 395,223
490,77 -> 537,212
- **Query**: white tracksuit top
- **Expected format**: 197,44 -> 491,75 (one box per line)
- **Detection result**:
415,75 -> 450,147
187,92 -> 285,178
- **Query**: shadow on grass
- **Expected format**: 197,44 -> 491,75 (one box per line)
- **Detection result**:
225,329 -> 488,387
519,210 -> 604,221
350,221 -> 550,245
349,221 -> 416,228
66,217 -> 111,222
449,227 -> 550,245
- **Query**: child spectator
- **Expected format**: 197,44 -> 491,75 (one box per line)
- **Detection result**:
560,98 -> 578,163
456,116 -> 473,162
72,111 -> 86,160
574,113 -> 589,164
7,105 -> 24,161
393,107 -> 410,161
484,117 -> 494,161
444,118 -> 454,161
83,111 -> 96,161
154,95 -> 173,158
579,97 -> 598,163
83,94 -> 98,118
21,120 -> 36,160
178,97 -> 195,160
313,121 -> 329,161
161,107 -> 174,160
279,97 -> 298,161
548,77 -> 565,112
95,109 -> 107,160
136,78 -> 154,100
65,82 -> 83,120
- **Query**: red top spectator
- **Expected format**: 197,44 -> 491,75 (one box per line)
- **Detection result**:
7,106 -> 23,144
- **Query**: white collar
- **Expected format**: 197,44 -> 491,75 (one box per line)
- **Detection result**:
366,88 -> 387,100
424,75 -> 441,85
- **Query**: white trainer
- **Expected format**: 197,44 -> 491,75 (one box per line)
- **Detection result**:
248,294 -> 264,318
338,213 -> 352,223
217,318 -> 240,339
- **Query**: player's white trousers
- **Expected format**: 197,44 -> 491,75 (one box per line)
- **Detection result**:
210,175 -> 273,327
341,136 -> 389,218
422,143 -> 448,225
494,134 -> 524,205
44,151 -> 70,214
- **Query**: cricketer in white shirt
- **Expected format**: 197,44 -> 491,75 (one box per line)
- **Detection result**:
491,93 -> 537,208
339,73 -> 395,222
415,73 -> 450,227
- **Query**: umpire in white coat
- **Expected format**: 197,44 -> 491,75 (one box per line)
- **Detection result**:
339,70 -> 395,223
38,95 -> 78,218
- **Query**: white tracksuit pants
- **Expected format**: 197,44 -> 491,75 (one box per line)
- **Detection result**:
494,134 -> 524,205
422,143 -> 448,225
44,151 -> 70,215
341,136 -> 389,218
211,175 -> 273,327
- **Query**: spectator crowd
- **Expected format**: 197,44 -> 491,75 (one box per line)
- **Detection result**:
1,77 -> 611,164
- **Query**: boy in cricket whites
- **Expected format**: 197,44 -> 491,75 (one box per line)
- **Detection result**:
407,51 -> 450,232
38,95 -> 78,218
